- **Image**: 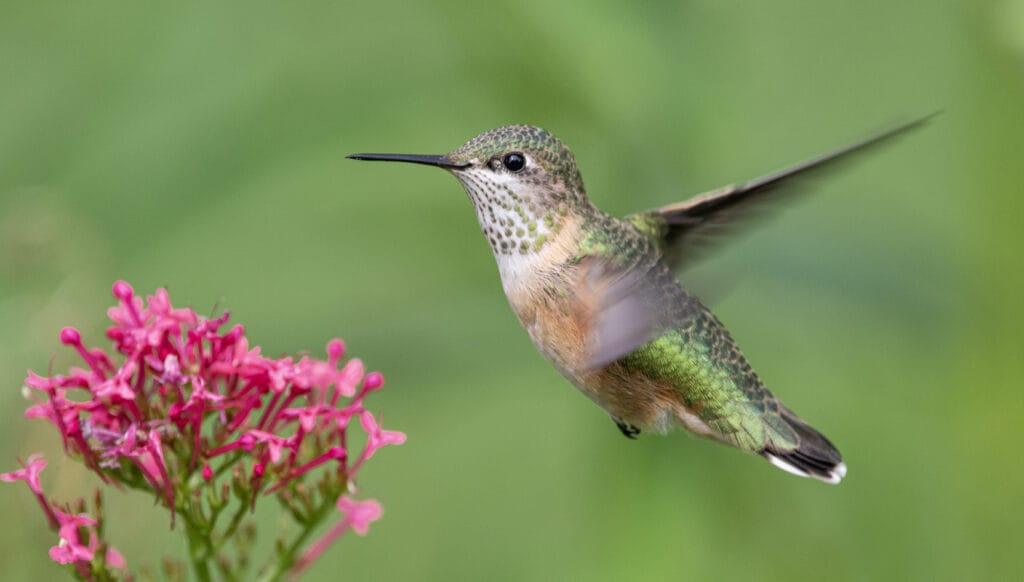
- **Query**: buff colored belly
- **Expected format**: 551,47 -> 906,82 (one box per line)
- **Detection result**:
512,292 -> 712,437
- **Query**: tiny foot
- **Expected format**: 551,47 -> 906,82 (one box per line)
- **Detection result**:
613,417 -> 641,439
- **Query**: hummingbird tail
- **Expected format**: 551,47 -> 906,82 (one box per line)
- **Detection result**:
760,409 -> 846,484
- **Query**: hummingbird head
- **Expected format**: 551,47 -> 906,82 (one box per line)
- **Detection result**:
349,125 -> 590,257
444,125 -> 585,194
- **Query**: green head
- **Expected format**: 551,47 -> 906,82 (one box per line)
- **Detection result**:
349,125 -> 591,257
445,125 -> 585,194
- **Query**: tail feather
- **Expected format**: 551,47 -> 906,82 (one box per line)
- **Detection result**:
761,408 -> 845,484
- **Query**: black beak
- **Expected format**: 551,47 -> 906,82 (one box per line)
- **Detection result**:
345,153 -> 470,169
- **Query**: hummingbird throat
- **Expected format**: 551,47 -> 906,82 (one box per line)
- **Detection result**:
453,168 -> 571,258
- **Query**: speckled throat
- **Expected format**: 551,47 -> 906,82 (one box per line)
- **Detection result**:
451,167 -> 578,257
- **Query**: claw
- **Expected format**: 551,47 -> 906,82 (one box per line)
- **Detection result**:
613,417 -> 641,439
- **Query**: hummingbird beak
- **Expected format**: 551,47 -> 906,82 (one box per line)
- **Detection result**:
345,153 -> 470,169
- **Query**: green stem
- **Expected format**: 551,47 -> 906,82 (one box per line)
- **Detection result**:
213,503 -> 249,554
214,553 -> 241,582
257,499 -> 336,582
183,514 -> 214,582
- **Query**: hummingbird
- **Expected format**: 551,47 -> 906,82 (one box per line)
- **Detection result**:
348,116 -> 932,484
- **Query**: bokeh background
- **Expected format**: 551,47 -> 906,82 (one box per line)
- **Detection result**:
2,0 -> 1022,580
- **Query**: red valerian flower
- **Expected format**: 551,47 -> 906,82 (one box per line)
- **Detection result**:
292,495 -> 384,578
6,281 -> 405,578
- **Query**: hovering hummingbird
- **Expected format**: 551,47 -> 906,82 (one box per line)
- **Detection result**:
348,116 -> 932,484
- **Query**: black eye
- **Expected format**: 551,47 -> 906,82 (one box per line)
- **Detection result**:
503,152 -> 526,172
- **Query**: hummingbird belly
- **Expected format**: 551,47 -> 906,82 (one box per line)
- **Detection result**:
510,286 -> 714,438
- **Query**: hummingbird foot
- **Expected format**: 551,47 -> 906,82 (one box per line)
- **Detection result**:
612,417 -> 641,439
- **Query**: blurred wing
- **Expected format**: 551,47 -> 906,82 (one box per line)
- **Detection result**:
573,254 -> 698,371
633,113 -> 938,270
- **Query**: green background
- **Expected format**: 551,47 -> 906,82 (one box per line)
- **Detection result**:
2,1 -> 1021,580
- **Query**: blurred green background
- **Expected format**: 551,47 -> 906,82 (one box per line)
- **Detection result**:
2,0 -> 1022,580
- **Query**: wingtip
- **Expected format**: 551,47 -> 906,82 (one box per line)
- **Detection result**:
899,109 -> 943,132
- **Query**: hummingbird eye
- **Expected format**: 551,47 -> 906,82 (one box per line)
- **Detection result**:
502,152 -> 526,173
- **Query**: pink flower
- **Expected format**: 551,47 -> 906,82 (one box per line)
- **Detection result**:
60,327 -> 111,378
292,496 -> 383,577
105,547 -> 127,569
2,454 -> 58,528
326,339 -> 345,365
363,371 -> 384,391
23,282 -> 406,490
336,495 -> 383,536
12,281 -> 404,576
157,353 -> 184,386
49,510 -> 96,564
49,539 -> 93,564
206,429 -> 291,464
0,453 -> 47,494
358,410 -> 407,462
47,508 -> 126,570
145,429 -> 175,518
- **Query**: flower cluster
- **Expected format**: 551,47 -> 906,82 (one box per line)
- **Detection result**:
5,281 -> 405,580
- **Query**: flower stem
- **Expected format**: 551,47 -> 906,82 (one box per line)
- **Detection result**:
183,514 -> 214,582
257,497 -> 335,582
213,502 -> 249,554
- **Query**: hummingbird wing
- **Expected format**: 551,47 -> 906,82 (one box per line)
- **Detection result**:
628,113 -> 937,270
575,253 -> 698,370
565,215 -> 702,371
